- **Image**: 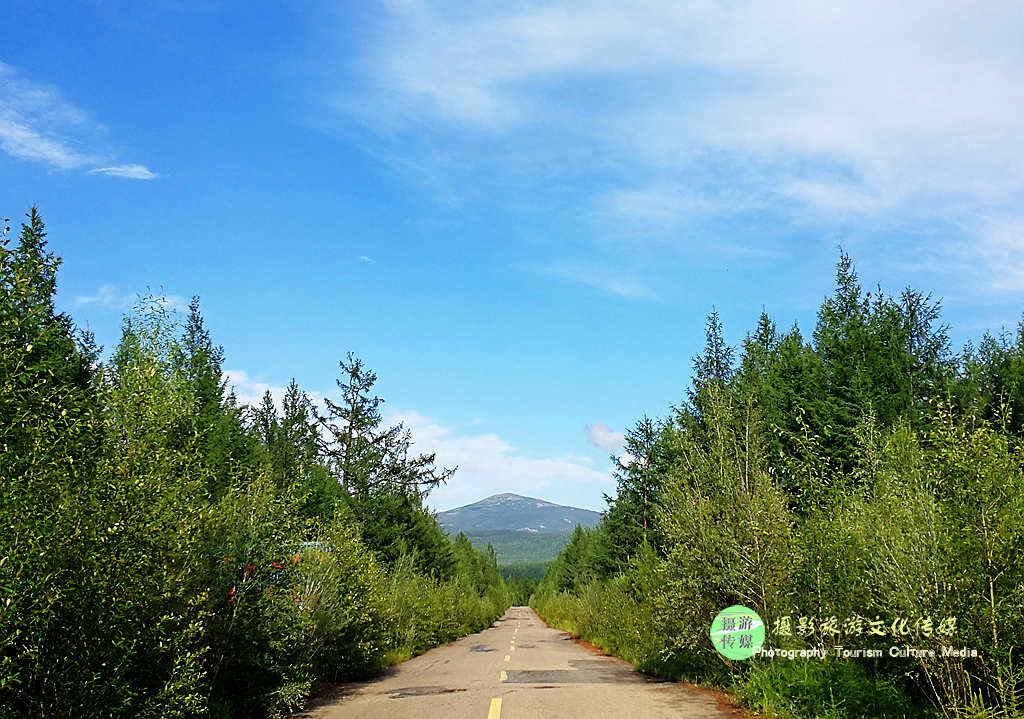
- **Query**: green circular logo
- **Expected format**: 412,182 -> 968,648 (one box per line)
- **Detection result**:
710,605 -> 765,660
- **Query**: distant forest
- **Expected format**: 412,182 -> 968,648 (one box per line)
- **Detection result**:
464,529 -> 574,564
534,251 -> 1024,718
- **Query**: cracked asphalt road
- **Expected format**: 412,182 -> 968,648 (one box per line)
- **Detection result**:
294,606 -> 745,719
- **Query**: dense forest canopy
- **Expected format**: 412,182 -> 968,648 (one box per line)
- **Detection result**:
534,249 -> 1024,718
0,208 -> 525,718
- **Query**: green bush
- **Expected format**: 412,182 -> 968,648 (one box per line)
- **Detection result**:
737,658 -> 928,719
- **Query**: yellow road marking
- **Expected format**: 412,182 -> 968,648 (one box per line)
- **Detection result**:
510,645 -> 515,651
488,697 -> 502,719
500,670 -> 507,681
504,654 -> 510,662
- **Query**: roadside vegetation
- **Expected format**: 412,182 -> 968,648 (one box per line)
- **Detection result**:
0,209 -> 513,718
532,252 -> 1024,718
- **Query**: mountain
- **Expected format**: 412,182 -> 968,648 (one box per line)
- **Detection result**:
436,493 -> 602,534
436,494 -> 602,565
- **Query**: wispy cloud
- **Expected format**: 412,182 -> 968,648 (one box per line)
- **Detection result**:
74,284 -> 184,311
925,215 -> 1024,294
0,62 -> 156,178
585,422 -> 624,450
358,255 -> 374,263
0,117 -> 93,169
602,187 -> 726,224
74,284 -> 131,310
326,0 -> 1024,292
540,264 -> 654,299
89,164 -> 158,180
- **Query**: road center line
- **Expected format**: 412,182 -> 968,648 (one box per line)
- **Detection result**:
500,670 -> 507,681
504,654 -> 510,662
487,697 -> 502,719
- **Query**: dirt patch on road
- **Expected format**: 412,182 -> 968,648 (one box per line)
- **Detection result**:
568,635 -> 610,656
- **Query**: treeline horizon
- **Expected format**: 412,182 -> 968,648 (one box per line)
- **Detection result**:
533,252 -> 1024,718
0,208 -> 525,718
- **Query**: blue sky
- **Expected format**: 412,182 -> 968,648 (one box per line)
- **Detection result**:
4,1 -> 1024,511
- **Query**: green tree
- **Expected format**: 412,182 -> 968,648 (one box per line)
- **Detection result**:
175,297 -> 256,498
0,209 -> 103,715
688,308 -> 735,423
314,354 -> 456,575
599,416 -> 669,573
315,353 -> 455,499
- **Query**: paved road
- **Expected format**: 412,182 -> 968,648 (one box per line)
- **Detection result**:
296,606 -> 743,719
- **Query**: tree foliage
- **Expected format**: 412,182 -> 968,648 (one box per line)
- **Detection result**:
534,250 -> 1024,718
0,209 -> 512,718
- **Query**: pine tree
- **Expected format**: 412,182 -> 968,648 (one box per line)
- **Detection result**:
314,354 -> 456,574
175,297 -> 255,497
691,309 -> 734,397
315,353 -> 454,499
599,416 -> 669,573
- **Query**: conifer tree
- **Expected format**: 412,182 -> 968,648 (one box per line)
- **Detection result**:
1,209 -> 102,711
315,353 -> 454,499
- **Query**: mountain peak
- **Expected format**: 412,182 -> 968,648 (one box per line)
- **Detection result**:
436,493 -> 601,534
478,492 -> 550,505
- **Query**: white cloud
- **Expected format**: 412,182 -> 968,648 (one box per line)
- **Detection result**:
939,216 -> 1024,293
74,284 -> 131,310
358,255 -> 374,262
585,422 -> 624,450
222,369 -> 336,416
333,0 -> 1024,289
617,453 -> 639,468
979,219 -> 1024,293
350,0 -> 1024,193
0,62 -> 155,176
388,408 -> 612,511
223,369 -> 287,410
0,117 -> 93,169
89,164 -> 158,180
73,284 -> 185,312
540,264 -> 654,299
